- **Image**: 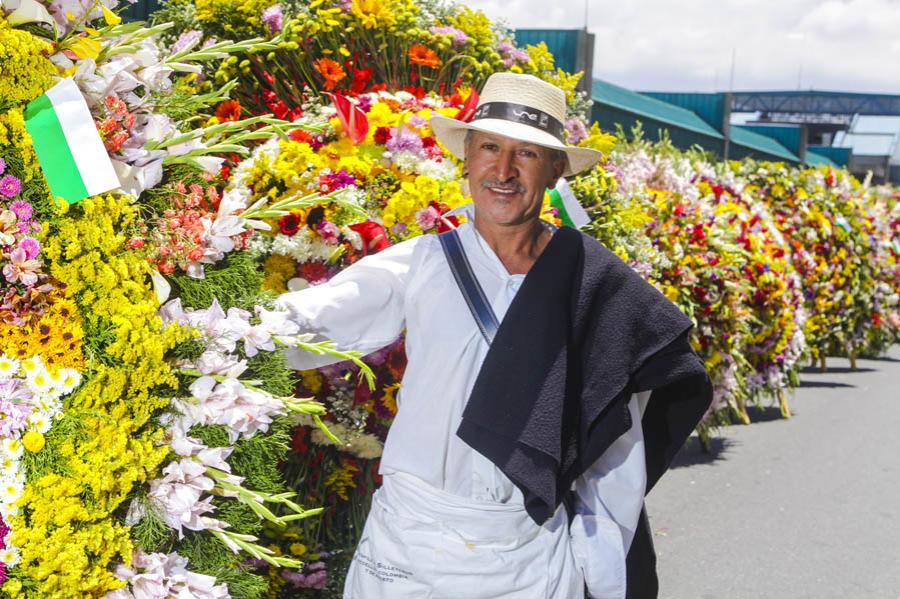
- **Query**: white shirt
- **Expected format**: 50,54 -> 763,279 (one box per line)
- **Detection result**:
275,221 -> 648,597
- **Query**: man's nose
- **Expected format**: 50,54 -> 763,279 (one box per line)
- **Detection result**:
494,149 -> 518,182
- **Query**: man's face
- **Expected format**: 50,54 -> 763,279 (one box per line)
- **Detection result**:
464,130 -> 566,228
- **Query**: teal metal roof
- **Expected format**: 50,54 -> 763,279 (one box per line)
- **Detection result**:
642,92 -> 727,131
806,145 -> 851,167
738,124 -> 804,156
804,151 -> 837,167
591,80 -> 724,140
731,126 -> 799,162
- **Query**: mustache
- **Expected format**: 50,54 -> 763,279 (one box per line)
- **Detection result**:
481,180 -> 526,193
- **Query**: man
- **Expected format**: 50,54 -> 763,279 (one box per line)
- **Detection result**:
275,72 -> 712,598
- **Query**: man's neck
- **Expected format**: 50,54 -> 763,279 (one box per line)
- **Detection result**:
473,216 -> 551,275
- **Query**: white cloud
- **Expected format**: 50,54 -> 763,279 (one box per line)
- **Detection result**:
463,0 -> 900,93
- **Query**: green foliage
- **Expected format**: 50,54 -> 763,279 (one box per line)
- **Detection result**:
192,424 -> 232,448
246,347 -> 294,398
178,531 -> 235,571
131,497 -> 173,552
214,498 -> 262,535
209,568 -> 268,599
171,250 -> 266,311
230,419 -> 291,494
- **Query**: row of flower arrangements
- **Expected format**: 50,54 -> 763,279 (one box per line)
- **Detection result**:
1,0 -> 898,595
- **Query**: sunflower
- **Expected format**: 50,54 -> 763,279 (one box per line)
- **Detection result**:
314,57 -> 347,91
407,44 -> 440,68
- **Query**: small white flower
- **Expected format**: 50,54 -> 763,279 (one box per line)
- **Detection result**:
1,439 -> 24,460
0,355 -> 20,379
0,478 -> 24,505
0,546 -> 20,567
19,355 -> 43,377
25,365 -> 54,395
56,368 -> 82,395
27,411 -> 52,434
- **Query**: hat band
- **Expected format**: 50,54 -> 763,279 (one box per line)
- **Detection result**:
471,102 -> 566,144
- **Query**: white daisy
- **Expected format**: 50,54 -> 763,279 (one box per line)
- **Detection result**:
19,354 -> 44,377
0,478 -> 23,505
0,546 -> 20,567
25,365 -> 53,396
57,369 -> 82,395
26,412 -> 51,434
0,354 -> 20,379
1,439 -> 24,460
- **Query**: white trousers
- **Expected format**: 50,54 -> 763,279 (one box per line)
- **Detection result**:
343,472 -> 584,599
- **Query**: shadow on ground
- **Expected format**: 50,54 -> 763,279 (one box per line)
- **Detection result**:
801,366 -> 875,375
670,436 -> 734,469
798,380 -> 855,389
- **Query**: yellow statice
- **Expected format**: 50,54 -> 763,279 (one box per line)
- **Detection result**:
13,194 -> 190,597
382,175 -> 467,237
0,107 -> 42,182
0,16 -> 56,106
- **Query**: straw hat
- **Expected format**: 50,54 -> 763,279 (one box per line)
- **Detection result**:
430,72 -> 602,177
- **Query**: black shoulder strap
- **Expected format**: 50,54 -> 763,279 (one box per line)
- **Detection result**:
438,229 -> 500,345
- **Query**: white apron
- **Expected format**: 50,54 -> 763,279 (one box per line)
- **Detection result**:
343,472 -> 584,599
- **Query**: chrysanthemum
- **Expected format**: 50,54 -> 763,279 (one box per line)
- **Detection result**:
0,175 -> 20,199
0,356 -> 19,379
314,58 -> 346,92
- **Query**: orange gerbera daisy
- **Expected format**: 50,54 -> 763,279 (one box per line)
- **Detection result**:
314,57 -> 347,91
408,44 -> 440,68
215,99 -> 242,122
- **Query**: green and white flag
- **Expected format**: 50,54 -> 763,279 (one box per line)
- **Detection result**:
548,178 -> 590,229
24,78 -> 120,204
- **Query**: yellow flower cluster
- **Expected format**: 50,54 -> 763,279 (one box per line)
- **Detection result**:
11,195 -> 190,597
261,253 -> 297,293
195,0 -> 272,36
382,175 -> 467,237
0,16 -> 56,106
0,107 -> 42,182
0,289 -> 85,372
324,458 -> 360,501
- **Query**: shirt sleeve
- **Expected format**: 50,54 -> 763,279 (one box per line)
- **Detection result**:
273,238 -> 419,370
569,391 -> 650,599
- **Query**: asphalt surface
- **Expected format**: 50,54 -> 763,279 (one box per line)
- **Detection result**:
646,346 -> 900,599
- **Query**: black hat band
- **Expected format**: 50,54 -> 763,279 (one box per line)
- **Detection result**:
471,102 -> 567,144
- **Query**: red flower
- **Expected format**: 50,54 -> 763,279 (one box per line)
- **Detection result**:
289,129 -> 313,143
350,67 -> 374,94
403,85 -> 427,99
349,220 -> 391,255
328,93 -> 369,144
279,213 -> 302,236
299,261 -> 330,284
215,99 -> 242,122
373,126 -> 392,145
455,88 -> 480,122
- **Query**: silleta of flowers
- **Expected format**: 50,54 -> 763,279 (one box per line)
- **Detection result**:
0,0 -> 897,596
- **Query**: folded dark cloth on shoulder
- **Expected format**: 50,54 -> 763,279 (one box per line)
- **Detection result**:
456,226 -> 712,524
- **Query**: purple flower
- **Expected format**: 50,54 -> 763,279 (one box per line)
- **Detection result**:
385,125 -> 424,156
430,26 -> 468,48
0,398 -> 30,437
0,158 -> 6,175
172,30 -> 203,53
356,95 -> 373,112
9,200 -> 32,221
407,115 -> 426,128
0,175 -> 21,199
565,118 -> 588,144
18,237 -> 40,260
497,42 -> 529,67
261,4 -> 283,33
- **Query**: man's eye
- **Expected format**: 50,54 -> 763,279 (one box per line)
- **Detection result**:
481,143 -> 497,151
518,150 -> 537,158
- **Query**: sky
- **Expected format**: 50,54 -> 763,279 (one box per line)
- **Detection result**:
464,0 -> 900,94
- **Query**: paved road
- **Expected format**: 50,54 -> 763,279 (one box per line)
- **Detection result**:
646,346 -> 900,599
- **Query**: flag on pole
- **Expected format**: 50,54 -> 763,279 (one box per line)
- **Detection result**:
23,78 -> 120,203
548,178 -> 590,229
